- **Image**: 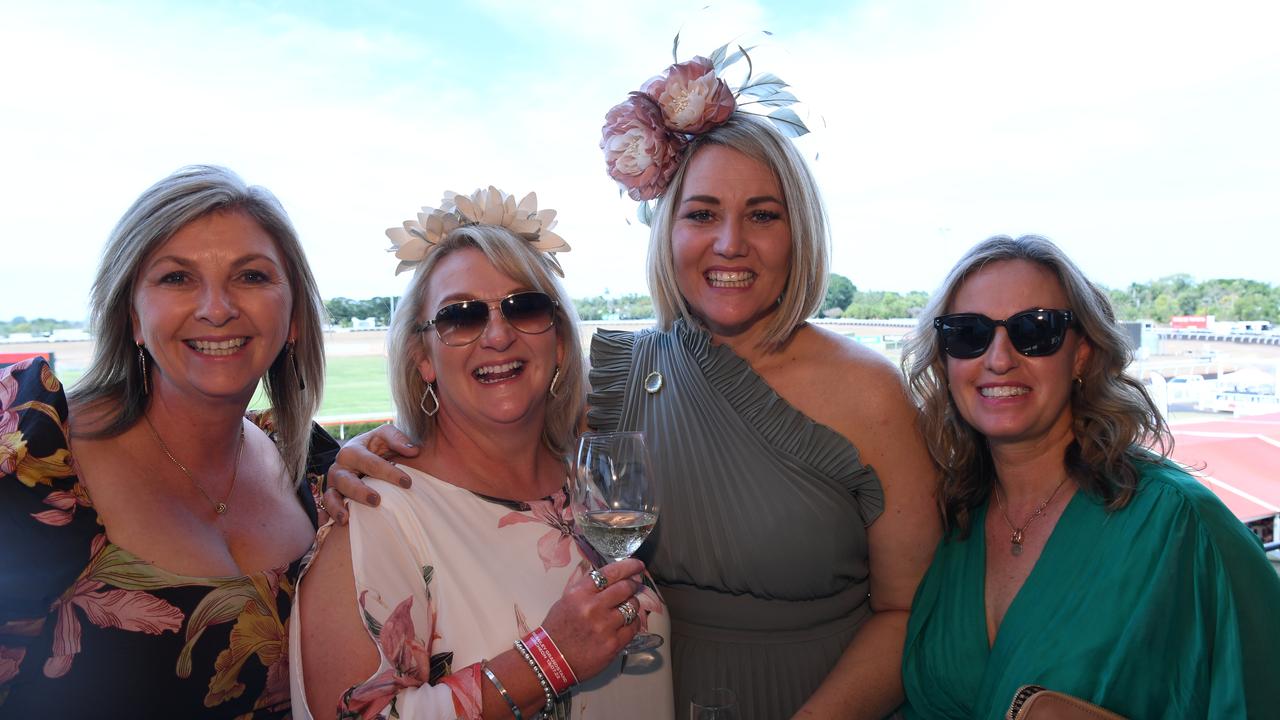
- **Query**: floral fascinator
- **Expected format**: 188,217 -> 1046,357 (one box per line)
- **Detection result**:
386,186 -> 570,276
601,35 -> 810,207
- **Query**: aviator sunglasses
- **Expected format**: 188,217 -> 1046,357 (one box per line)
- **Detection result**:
418,291 -> 559,347
933,308 -> 1075,359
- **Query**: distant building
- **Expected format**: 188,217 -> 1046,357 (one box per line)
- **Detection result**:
1171,315 -> 1212,330
49,328 -> 91,342
1118,321 -> 1158,358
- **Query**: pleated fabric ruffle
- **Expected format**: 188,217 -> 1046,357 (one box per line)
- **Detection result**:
588,320 -> 884,526
587,320 -> 887,719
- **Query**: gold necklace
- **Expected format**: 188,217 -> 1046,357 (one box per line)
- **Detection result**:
144,414 -> 244,515
993,476 -> 1069,556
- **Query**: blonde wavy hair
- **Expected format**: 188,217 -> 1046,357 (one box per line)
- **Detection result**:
387,225 -> 584,454
903,235 -> 1171,536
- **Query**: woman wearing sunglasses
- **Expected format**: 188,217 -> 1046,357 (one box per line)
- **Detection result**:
290,188 -> 672,719
900,235 -> 1280,718
327,58 -> 940,719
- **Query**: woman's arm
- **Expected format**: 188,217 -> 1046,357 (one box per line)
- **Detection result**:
793,357 -> 941,719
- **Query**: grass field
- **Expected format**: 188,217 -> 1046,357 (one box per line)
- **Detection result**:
55,356 -> 396,419
310,355 -> 394,417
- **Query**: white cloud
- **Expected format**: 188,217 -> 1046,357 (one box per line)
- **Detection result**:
2,0 -> 1276,322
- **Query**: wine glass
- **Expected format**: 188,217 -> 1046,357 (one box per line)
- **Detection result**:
690,688 -> 737,719
571,431 -> 663,651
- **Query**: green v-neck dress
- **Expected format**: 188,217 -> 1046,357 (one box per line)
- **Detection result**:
902,459 -> 1280,719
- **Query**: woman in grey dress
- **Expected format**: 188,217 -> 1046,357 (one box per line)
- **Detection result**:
332,59 -> 940,720
589,58 -> 941,716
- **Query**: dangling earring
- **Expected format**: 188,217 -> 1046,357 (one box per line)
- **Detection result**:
136,343 -> 150,395
420,382 -> 440,417
548,366 -> 562,399
288,341 -> 305,391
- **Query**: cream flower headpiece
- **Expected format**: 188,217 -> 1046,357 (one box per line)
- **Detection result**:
386,186 -> 570,276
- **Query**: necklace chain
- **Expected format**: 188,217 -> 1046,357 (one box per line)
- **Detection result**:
994,476 -> 1069,556
144,414 -> 244,515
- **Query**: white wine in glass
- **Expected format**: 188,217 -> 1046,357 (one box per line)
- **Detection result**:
572,431 -> 662,651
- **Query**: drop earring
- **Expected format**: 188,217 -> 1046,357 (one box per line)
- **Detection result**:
548,366 -> 562,399
136,343 -> 150,395
420,382 -> 440,417
288,341 -> 305,391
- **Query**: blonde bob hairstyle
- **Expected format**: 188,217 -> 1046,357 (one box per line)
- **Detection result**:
648,113 -> 829,351
387,225 -> 584,454
69,165 -> 326,487
903,234 -> 1170,536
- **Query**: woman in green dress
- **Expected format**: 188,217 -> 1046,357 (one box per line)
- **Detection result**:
900,234 -> 1280,718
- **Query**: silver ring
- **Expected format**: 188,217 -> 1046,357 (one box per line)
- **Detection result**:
589,569 -> 608,591
618,601 -> 637,626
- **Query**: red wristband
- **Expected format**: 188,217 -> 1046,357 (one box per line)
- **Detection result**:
523,626 -> 578,695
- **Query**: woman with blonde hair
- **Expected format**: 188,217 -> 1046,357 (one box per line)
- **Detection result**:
291,188 -> 672,718
0,165 -> 333,717
586,55 -> 940,718
900,234 -> 1280,718
330,52 -> 940,719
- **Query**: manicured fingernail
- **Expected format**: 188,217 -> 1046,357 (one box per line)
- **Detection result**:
367,493 -> 380,506
404,441 -> 415,448
399,476 -> 412,489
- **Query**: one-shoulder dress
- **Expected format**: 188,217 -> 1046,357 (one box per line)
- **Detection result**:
0,357 -> 336,717
588,320 -> 886,719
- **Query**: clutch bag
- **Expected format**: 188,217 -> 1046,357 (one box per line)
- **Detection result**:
1006,685 -> 1126,720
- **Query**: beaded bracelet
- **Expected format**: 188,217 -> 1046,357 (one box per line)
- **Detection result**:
514,638 -> 556,715
482,662 -> 523,720
522,626 -> 579,696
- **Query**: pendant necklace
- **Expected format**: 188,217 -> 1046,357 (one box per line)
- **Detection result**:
144,414 -> 244,515
994,476 -> 1070,556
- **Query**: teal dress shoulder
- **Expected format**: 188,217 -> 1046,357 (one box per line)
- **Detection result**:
902,458 -> 1280,719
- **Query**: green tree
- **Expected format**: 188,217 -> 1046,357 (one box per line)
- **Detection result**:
821,274 -> 856,316
324,297 -> 396,327
572,293 -> 655,321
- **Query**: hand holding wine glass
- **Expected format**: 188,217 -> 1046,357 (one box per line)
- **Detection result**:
572,431 -> 663,651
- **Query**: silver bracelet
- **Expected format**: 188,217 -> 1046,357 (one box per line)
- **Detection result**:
482,662 -> 523,720
514,639 -> 556,716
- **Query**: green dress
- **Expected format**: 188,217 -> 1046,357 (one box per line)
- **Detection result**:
902,458 -> 1280,719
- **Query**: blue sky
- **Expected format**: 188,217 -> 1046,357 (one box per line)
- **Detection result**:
2,0 -> 1277,321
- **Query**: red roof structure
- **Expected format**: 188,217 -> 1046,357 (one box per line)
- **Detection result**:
1170,413 -> 1280,525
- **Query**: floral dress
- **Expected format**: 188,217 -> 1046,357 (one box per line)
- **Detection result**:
288,466 -> 674,720
0,357 -> 337,717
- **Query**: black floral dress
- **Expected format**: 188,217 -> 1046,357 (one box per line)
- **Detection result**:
0,357 -> 337,717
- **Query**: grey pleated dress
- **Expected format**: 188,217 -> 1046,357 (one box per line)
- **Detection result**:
587,319 -> 885,720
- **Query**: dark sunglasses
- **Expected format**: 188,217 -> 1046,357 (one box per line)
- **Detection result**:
418,291 -> 558,347
933,308 -> 1075,359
